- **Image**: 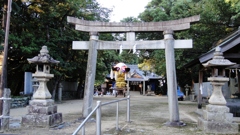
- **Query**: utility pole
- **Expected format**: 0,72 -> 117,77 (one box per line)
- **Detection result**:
0,0 -> 12,129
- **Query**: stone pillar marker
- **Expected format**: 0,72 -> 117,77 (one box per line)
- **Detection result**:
22,46 -> 62,128
58,82 -> 63,103
24,72 -> 33,95
198,47 -> 238,134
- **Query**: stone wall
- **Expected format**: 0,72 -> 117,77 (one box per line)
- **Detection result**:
61,81 -> 79,100
62,82 -> 78,91
10,93 -> 79,108
62,91 -> 78,100
11,97 -> 31,108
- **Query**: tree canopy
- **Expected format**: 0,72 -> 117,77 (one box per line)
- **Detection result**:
1,0 -> 240,96
0,0 -> 114,96
137,0 -> 240,87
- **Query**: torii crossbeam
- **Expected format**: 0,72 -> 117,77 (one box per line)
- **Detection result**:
72,40 -> 192,50
67,15 -> 200,127
68,15 -> 200,32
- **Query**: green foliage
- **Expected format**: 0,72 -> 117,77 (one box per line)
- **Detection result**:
138,0 -> 240,87
1,0 -> 240,95
0,0 -> 112,95
120,17 -> 140,22
227,0 -> 240,22
119,50 -> 139,64
0,29 -> 4,48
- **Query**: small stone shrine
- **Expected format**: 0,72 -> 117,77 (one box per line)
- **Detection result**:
198,47 -> 238,134
22,46 -> 62,127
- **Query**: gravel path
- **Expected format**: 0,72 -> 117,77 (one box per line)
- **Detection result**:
2,92 -> 239,135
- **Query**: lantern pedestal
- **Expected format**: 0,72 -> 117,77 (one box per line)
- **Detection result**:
198,77 -> 238,134
32,72 -> 53,99
207,77 -> 229,105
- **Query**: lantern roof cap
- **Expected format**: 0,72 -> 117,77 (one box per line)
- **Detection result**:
27,46 -> 60,64
202,47 -> 235,67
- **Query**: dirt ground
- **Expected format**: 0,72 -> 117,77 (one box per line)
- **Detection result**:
2,92 -> 240,135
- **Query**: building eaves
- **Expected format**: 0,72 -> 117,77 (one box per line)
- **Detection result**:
199,28 -> 240,63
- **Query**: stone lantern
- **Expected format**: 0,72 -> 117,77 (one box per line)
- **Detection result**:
184,84 -> 190,100
27,46 -> 59,99
198,47 -> 238,134
202,47 -> 236,105
22,46 -> 62,127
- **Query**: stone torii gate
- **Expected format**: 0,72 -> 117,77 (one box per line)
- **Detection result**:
67,15 -> 200,126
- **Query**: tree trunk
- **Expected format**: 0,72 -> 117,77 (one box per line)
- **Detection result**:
52,81 -> 58,100
77,81 -> 84,99
2,0 -> 8,29
51,76 -> 62,100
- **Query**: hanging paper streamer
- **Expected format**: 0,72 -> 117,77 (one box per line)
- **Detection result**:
115,71 -> 118,80
110,68 -> 113,79
119,44 -> 123,54
200,84 -> 203,95
133,44 -> 136,54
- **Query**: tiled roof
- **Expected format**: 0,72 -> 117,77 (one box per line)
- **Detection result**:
126,65 -> 162,81
106,64 -> 162,81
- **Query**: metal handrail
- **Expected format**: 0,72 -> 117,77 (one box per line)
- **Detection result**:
72,95 -> 130,135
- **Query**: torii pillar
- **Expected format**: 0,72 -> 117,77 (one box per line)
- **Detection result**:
164,30 -> 184,126
82,32 -> 99,116
67,15 -> 200,126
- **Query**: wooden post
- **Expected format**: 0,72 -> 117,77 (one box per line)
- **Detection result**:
237,69 -> 240,93
2,88 -> 11,131
0,0 -> 12,129
198,70 -> 203,109
143,81 -> 146,96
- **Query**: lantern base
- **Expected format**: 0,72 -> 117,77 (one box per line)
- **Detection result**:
198,104 -> 238,134
22,99 -> 62,128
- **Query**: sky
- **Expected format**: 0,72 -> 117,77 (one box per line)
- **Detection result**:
97,0 -> 151,22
